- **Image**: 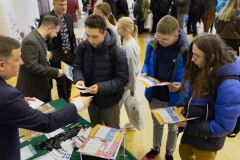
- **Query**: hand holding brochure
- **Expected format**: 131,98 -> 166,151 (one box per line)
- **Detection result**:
152,107 -> 198,125
61,61 -> 73,81
138,76 -> 180,88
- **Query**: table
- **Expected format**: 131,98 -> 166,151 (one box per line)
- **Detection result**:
20,98 -> 137,160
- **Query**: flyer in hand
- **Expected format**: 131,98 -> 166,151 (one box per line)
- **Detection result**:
138,76 -> 177,88
77,124 -> 125,159
152,107 -> 198,125
61,61 -> 73,81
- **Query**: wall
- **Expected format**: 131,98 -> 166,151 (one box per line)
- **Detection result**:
0,0 -> 20,41
11,0 -> 40,36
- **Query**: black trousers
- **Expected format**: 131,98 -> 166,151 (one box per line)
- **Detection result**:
51,52 -> 75,102
187,12 -> 199,34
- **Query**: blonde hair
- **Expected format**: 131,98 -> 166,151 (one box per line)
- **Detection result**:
95,2 -> 117,26
219,0 -> 240,21
118,17 -> 139,44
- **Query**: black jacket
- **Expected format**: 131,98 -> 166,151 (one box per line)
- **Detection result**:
39,10 -> 77,64
73,28 -> 129,108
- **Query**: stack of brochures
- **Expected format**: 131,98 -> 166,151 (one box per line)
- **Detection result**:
77,124 -> 125,159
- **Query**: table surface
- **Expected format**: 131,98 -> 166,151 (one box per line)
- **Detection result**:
20,98 -> 137,160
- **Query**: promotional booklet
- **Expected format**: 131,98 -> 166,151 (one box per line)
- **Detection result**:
152,107 -> 198,125
138,76 -> 180,88
77,124 -> 125,159
61,61 -> 73,81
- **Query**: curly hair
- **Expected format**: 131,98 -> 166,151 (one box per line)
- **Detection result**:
182,34 -> 237,98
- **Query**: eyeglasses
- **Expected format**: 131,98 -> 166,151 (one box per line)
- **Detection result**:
192,53 -> 204,60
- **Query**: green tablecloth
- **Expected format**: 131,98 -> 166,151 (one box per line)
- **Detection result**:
20,98 -> 137,160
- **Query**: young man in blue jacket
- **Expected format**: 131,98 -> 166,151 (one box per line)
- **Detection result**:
141,15 -> 189,160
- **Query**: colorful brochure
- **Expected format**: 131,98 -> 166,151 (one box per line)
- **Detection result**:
138,76 -> 180,88
78,124 -> 125,159
61,61 -> 73,81
152,107 -> 198,125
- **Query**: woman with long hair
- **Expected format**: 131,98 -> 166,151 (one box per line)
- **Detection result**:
94,2 -> 121,45
215,0 -> 240,55
176,34 -> 240,160
117,17 -> 140,130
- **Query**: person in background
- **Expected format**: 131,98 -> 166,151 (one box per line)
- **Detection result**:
39,0 -> 77,102
67,0 -> 81,28
187,0 -> 202,37
216,0 -> 228,14
141,15 -> 189,160
0,36 -> 91,160
94,2 -> 121,45
16,15 -> 64,103
215,0 -> 240,56
117,17 -> 140,130
116,0 -> 129,20
103,0 -> 118,18
203,0 -> 218,32
135,0 -> 150,34
172,0 -> 190,29
150,0 -> 172,34
73,14 -> 129,129
176,34 -> 240,160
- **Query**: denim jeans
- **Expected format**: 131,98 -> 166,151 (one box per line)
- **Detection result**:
149,98 -> 178,155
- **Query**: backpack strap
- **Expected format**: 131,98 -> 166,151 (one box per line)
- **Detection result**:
108,44 -> 118,64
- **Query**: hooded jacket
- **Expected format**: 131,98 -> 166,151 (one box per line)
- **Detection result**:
179,57 -> 240,151
73,28 -> 129,108
141,29 -> 189,106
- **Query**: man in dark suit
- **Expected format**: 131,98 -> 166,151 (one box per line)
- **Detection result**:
40,0 -> 77,102
0,36 -> 91,160
16,15 -> 65,102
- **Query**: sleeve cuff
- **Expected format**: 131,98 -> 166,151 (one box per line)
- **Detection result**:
72,99 -> 84,112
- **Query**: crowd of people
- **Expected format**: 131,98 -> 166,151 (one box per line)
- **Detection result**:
0,0 -> 240,160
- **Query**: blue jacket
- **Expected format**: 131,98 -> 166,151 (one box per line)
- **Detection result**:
179,57 -> 240,151
73,28 -> 129,108
216,0 -> 227,13
0,77 -> 79,160
141,29 -> 188,106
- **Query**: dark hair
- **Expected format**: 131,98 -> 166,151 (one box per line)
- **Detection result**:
41,15 -> 60,29
95,2 -> 116,26
182,34 -> 236,98
84,14 -> 107,33
0,36 -> 20,59
156,15 -> 179,34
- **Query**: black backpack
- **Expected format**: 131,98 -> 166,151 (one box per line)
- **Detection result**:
213,75 -> 240,138
133,0 -> 143,20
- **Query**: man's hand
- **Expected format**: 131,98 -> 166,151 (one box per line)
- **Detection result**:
46,51 -> 52,61
141,72 -> 148,77
79,97 -> 92,109
87,84 -> 98,94
177,106 -> 186,115
175,121 -> 187,127
24,97 -> 35,104
130,91 -> 135,97
57,69 -> 65,77
76,80 -> 85,87
168,82 -> 181,92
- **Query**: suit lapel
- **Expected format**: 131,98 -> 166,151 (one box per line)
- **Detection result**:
32,29 -> 48,52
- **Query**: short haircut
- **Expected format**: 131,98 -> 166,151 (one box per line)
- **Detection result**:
156,15 -> 179,35
84,14 -> 107,33
41,15 -> 60,29
0,36 -> 20,59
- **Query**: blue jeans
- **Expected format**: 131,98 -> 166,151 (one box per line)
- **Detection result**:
150,98 -> 178,155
